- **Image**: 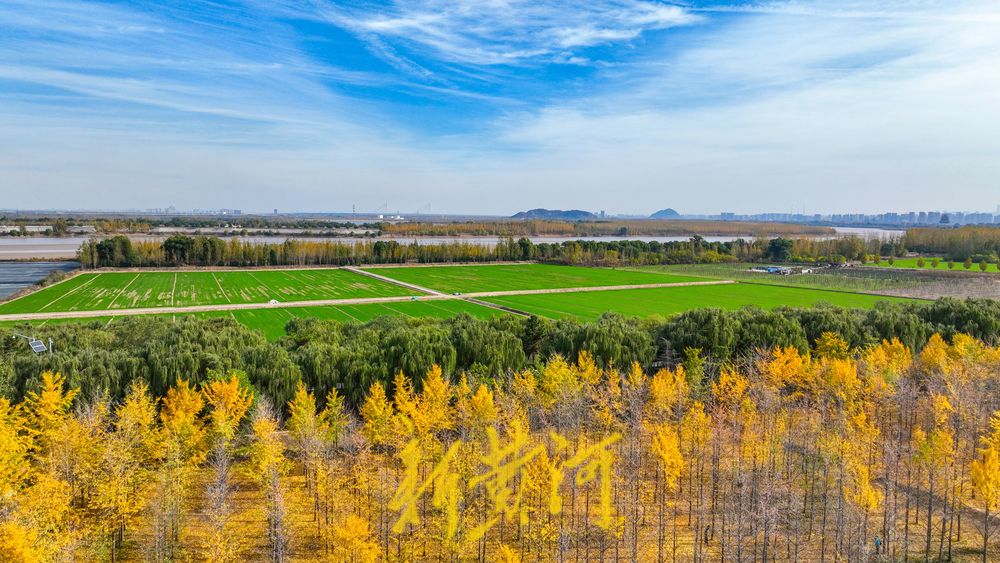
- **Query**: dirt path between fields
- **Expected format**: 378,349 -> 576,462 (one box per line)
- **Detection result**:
343,266 -> 445,295
0,280 -> 735,322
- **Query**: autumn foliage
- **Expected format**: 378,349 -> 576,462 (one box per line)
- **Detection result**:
3,334 -> 1000,561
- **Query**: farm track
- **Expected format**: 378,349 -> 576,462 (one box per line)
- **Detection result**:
343,266 -> 445,295
0,280 -> 735,322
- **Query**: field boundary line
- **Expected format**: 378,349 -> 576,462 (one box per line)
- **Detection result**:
732,281 -> 932,301
211,272 -> 232,303
337,306 -> 361,322
38,273 -> 99,311
463,298 -> 530,317
480,297 -> 578,320
344,266 -> 443,295
105,274 -> 140,310
358,261 -> 537,270
170,273 -> 177,306
461,279 -> 735,298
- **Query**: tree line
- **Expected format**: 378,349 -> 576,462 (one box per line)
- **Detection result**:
4,298 -> 1000,411
904,226 -> 1000,262
4,327 -> 1000,560
77,233 -> 910,269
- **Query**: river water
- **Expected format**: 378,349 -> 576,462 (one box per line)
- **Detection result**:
0,227 -> 904,260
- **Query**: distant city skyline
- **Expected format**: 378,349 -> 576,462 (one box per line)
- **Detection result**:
4,206 -> 1000,227
2,1 -> 999,213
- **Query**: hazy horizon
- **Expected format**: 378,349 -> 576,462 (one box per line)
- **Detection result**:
2,0 -> 999,214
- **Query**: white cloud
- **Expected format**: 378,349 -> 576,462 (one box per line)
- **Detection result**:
278,0 -> 698,68
1,0 -> 999,215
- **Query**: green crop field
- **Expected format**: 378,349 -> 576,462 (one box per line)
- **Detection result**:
363,264 -> 704,293
1,299 -> 501,341
866,258 -> 999,272
0,263 -> 923,341
0,269 -> 416,314
481,283 -> 913,321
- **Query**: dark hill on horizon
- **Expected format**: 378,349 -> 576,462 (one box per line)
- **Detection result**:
511,208 -> 596,220
650,208 -> 681,219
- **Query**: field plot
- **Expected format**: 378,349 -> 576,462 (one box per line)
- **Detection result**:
2,299 -> 501,340
483,283 -> 912,321
226,299 -> 501,339
364,263 -> 704,293
0,269 -> 417,314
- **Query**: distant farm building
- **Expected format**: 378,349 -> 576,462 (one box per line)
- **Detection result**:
749,266 -> 814,276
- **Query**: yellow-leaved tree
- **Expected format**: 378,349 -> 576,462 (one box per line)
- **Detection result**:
971,410 -> 1000,563
94,381 -> 159,560
202,373 -> 254,444
330,513 -> 379,563
153,378 -> 206,560
249,400 -> 290,562
202,374 -> 253,563
651,422 -> 684,562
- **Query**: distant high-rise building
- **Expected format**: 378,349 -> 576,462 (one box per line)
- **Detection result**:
273,209 -> 278,215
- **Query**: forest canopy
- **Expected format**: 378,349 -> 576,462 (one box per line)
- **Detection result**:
3,298 -> 1000,410
3,319 -> 1000,560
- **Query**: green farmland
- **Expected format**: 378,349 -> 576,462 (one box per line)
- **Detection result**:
363,263 -> 703,293
482,283 -> 913,321
0,263 -> 919,340
0,299 -> 501,341
0,269 -> 416,314
866,257 -> 999,272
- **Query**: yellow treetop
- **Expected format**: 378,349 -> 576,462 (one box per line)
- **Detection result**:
651,423 -> 684,492
576,351 -> 602,387
248,404 -> 289,482
359,381 -> 394,447
320,387 -> 349,444
468,384 -> 498,433
818,358 -> 861,405
286,381 -> 317,444
160,379 -> 206,463
0,398 -> 30,503
680,401 -> 712,454
919,333 -> 953,374
712,368 -> 748,411
972,436 -> 1000,513
649,366 -> 688,420
860,338 -> 911,385
540,355 -> 581,405
420,364 -> 455,434
763,346 -> 813,397
115,381 -> 159,455
202,375 -> 253,442
24,372 -> 78,463
814,332 -> 850,360
330,514 -> 379,563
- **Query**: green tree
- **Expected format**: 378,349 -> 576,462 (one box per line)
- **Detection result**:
766,238 -> 794,262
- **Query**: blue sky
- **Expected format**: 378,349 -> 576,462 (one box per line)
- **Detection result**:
2,0 -> 999,215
